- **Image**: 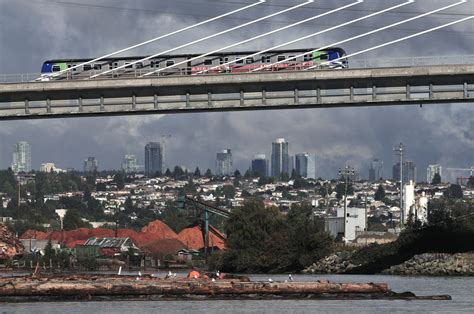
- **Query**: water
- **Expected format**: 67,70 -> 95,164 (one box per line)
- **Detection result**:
1,274 -> 473,313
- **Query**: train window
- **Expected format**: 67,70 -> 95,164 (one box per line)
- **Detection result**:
277,55 -> 286,62
219,57 -> 229,65
83,64 -> 92,71
166,60 -> 175,67
288,55 -> 296,61
235,58 -> 244,64
125,63 -> 133,69
52,65 -> 61,72
109,62 -> 118,70
303,54 -> 312,61
245,57 -> 254,64
204,59 -> 213,66
261,56 -> 271,63
150,61 -> 159,68
136,62 -> 144,69
320,54 -> 329,60
93,64 -> 102,70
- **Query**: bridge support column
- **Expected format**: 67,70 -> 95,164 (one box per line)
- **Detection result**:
294,89 -> 299,105
154,94 -> 158,109
262,90 -> 266,106
132,95 -> 136,110
24,99 -> 29,115
429,84 -> 434,100
100,96 -> 104,112
316,88 -> 321,104
372,85 -> 377,101
208,92 -> 212,107
240,91 -> 244,106
406,84 -> 411,100
464,82 -> 469,98
78,97 -> 83,113
186,93 -> 190,108
350,86 -> 354,102
46,98 -> 51,114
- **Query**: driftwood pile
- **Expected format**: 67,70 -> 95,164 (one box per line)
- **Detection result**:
0,274 -> 451,302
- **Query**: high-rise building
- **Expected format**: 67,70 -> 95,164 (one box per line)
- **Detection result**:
216,149 -> 233,176
369,159 -> 384,182
83,157 -> 98,173
11,142 -> 31,174
251,154 -> 268,177
393,161 -> 416,184
145,142 -> 163,176
295,153 -> 316,179
427,164 -> 442,183
271,138 -> 289,177
121,155 -> 138,174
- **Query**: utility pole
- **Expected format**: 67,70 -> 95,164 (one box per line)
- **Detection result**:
338,166 -> 356,241
393,143 -> 404,226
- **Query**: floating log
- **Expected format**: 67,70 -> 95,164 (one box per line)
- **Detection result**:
0,274 -> 451,302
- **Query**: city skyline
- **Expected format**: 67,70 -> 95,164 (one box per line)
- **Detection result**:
3,139 -> 472,182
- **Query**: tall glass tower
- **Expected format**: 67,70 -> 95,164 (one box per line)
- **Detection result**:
271,138 -> 289,178
145,142 -> 163,176
216,149 -> 233,176
11,141 -> 31,174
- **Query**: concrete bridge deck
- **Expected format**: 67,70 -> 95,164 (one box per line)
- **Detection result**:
0,64 -> 472,120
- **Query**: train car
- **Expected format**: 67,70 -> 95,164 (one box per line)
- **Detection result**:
40,48 -> 347,80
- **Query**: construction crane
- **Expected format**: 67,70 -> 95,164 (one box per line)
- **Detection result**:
446,167 -> 474,176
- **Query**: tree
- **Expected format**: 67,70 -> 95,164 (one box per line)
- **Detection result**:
468,176 -> 474,188
63,209 -> 91,231
222,199 -> 286,273
286,203 -> 334,269
431,173 -> 442,185
165,168 -> 172,177
374,185 -> 386,201
335,183 -> 354,200
222,185 -> 236,199
194,167 -> 201,177
444,184 -> 463,199
173,166 -> 184,179
204,169 -> 213,178
113,173 -> 125,190
234,169 -> 242,178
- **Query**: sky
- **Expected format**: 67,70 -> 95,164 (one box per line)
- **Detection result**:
0,0 -> 473,181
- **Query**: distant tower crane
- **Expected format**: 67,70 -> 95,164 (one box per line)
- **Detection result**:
446,167 -> 474,176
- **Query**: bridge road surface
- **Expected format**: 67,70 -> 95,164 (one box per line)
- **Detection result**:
0,64 -> 473,120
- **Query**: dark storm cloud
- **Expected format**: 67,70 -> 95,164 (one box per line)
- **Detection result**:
0,0 -> 473,180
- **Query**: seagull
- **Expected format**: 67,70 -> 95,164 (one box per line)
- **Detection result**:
268,278 -> 273,283
289,274 -> 293,281
138,271 -> 142,277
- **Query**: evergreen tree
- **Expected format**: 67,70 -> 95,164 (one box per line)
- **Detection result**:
165,168 -> 172,177
204,169 -> 213,178
468,176 -> 474,188
431,173 -> 442,185
194,167 -> 201,177
234,169 -> 242,178
113,173 -> 125,190
444,184 -> 463,199
374,185 -> 386,201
